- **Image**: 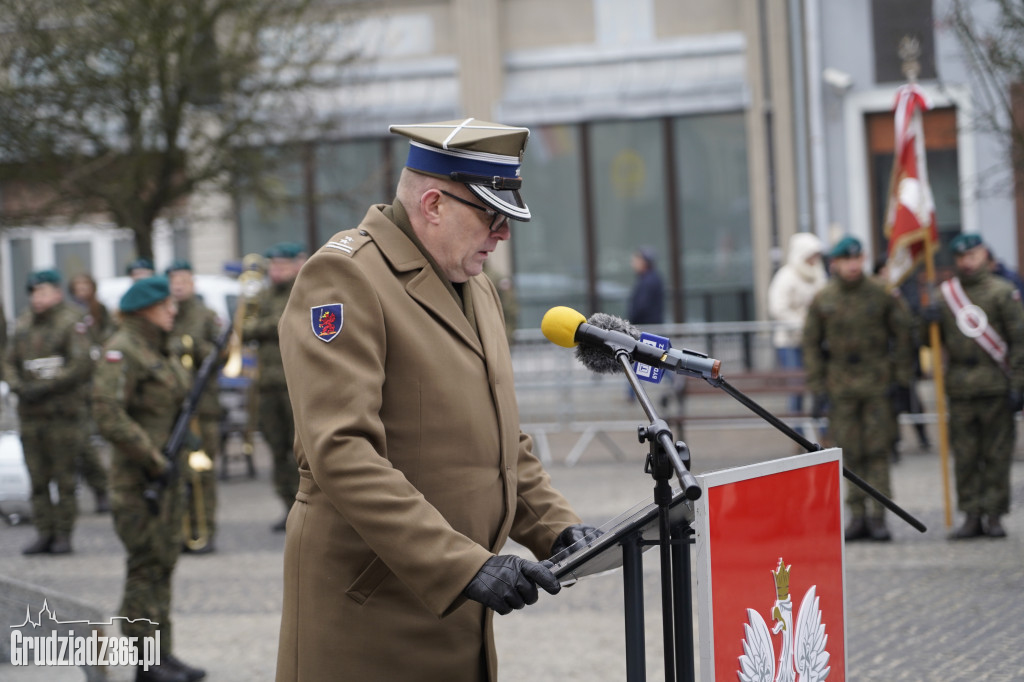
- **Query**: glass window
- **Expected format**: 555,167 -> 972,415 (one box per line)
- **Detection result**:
114,236 -> 137,277
236,146 -> 307,257
389,137 -> 408,192
316,139 -> 391,244
589,119 -> 669,320
55,241 -> 92,283
672,113 -> 753,321
512,124 -> 588,328
9,237 -> 32,317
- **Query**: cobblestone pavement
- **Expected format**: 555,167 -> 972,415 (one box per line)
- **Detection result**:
1,423 -> 1022,681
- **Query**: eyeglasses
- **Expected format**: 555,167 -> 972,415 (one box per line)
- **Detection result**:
439,190 -> 510,233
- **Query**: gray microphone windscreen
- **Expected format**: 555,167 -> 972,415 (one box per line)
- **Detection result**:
574,313 -> 641,374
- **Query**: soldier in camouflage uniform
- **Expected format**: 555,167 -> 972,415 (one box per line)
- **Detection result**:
803,236 -> 913,542
93,276 -> 206,682
167,260 -> 225,553
70,273 -> 115,513
5,270 -> 93,555
931,234 -> 1024,539
243,242 -> 305,531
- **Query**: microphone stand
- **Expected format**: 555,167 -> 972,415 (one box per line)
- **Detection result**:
615,349 -> 700,682
700,373 -> 927,533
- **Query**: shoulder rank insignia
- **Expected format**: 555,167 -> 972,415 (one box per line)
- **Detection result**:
311,304 -> 343,343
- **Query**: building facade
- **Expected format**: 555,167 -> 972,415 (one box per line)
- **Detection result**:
1,0 -> 1019,328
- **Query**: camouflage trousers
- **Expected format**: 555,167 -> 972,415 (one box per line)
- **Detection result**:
949,396 -> 1015,516
830,395 -> 896,518
111,480 -> 183,656
20,415 -> 86,535
258,388 -> 298,509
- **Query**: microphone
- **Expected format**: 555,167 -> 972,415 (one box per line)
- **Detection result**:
540,306 -> 721,379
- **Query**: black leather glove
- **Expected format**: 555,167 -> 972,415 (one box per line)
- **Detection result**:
549,523 -> 603,558
811,393 -> 829,420
462,555 -> 561,615
889,384 -> 912,415
1009,390 -> 1024,413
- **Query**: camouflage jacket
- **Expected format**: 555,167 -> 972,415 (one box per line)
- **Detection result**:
4,300 -> 93,417
169,295 -> 224,415
936,269 -> 1024,398
243,278 -> 293,390
78,302 -> 116,352
93,315 -> 191,488
803,274 -> 913,398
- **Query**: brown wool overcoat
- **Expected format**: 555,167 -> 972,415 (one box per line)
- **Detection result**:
275,204 -> 581,682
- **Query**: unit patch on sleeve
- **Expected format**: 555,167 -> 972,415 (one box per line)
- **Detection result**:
311,304 -> 344,343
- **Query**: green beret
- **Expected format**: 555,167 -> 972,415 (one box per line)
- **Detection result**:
949,233 -> 983,255
26,269 -> 61,292
125,258 -> 154,275
165,258 -> 193,274
829,236 -> 863,260
264,241 -> 305,260
120,275 -> 171,313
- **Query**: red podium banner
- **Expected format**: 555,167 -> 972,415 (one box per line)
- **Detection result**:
694,449 -> 847,681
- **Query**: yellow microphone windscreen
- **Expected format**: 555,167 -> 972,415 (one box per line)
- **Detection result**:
541,306 -> 586,348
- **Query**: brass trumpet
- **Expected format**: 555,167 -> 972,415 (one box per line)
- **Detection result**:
223,254 -> 265,378
182,449 -> 214,551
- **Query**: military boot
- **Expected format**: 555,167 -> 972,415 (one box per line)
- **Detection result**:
985,515 -> 1007,538
49,533 -> 72,554
867,517 -> 891,542
22,534 -> 52,555
949,513 -> 984,540
94,490 -> 111,514
843,516 -> 870,541
165,654 -> 207,681
135,662 -> 187,682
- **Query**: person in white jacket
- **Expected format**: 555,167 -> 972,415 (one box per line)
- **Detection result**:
767,232 -> 827,419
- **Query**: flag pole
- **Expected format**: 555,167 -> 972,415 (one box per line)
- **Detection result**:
895,42 -> 954,527
921,240 -> 954,528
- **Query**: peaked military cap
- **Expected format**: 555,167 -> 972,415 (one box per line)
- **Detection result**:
125,257 -> 155,275
829,236 -> 863,259
165,258 -> 193,274
949,233 -> 984,255
390,117 -> 532,222
26,269 -> 61,292
120,275 -> 171,313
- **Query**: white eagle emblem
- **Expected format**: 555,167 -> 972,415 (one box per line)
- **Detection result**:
738,558 -> 830,682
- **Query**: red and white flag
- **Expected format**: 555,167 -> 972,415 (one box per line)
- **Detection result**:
884,84 -> 939,286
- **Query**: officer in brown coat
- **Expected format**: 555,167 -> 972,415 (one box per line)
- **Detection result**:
276,119 -> 594,682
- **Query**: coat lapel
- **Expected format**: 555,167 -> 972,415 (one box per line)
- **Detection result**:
363,210 -> 484,358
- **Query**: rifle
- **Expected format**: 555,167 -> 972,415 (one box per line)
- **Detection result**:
144,320 -> 234,515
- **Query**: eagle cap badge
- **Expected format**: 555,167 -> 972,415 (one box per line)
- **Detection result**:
311,304 -> 343,343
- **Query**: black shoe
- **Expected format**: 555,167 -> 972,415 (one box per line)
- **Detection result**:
135,662 -> 188,682
22,534 -> 53,555
867,517 -> 892,542
49,533 -> 72,554
844,517 -> 870,542
950,513 -> 984,540
985,515 -> 1007,538
94,490 -> 111,513
165,654 -> 207,681
271,516 -> 288,532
